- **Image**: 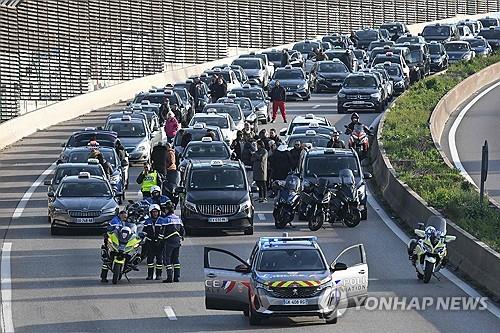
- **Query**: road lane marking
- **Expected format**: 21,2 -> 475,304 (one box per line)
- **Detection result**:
12,162 -> 56,219
1,242 -> 14,333
367,191 -> 500,319
448,81 -> 500,186
258,213 -> 266,221
164,306 -> 177,320
312,105 -> 321,109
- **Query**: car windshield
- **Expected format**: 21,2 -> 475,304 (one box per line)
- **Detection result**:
293,42 -> 320,53
53,166 -> 103,185
406,50 -> 423,63
188,168 -> 245,190
58,181 -> 112,197
356,30 -> 379,40
184,143 -> 229,159
232,59 -> 260,69
287,136 -> 330,148
274,70 -> 304,80
326,52 -> 349,64
174,89 -> 188,102
258,249 -> 326,272
428,44 -> 442,54
134,94 -> 164,105
67,133 -> 115,147
263,52 -> 283,62
353,50 -> 365,59
231,89 -> 264,100
479,19 -> 499,27
305,156 -> 360,177
68,150 -> 117,168
343,76 -> 377,88
106,122 -> 146,138
445,43 -> 469,52
174,130 -> 221,145
423,25 -> 451,37
318,62 -> 348,73
467,39 -> 487,47
477,30 -> 500,39
381,24 -> 403,34
372,57 -> 399,66
384,66 -> 402,76
292,127 -> 334,135
191,117 -> 229,129
369,41 -> 393,51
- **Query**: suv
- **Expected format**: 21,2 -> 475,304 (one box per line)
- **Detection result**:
478,16 -> 500,29
48,172 -> 119,235
380,22 -> 410,41
477,27 -> 500,50
59,129 -> 117,163
269,66 -> 310,101
395,42 -> 430,81
203,68 -> 241,91
355,28 -> 383,49
202,103 -> 245,131
337,72 -> 385,114
239,52 -> 274,80
371,51 -> 410,81
172,123 -> 223,157
324,48 -> 358,72
310,60 -> 350,93
421,23 -> 460,43
177,160 -> 255,235
189,112 -> 237,145
203,236 -> 369,325
231,58 -> 269,88
298,148 -> 372,220
427,41 -> 449,72
373,62 -> 408,95
458,19 -> 483,35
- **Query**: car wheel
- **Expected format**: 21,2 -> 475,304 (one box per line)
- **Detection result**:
337,105 -> 345,114
51,224 -> 62,236
248,301 -> 262,326
325,311 -> 338,324
244,227 -> 254,235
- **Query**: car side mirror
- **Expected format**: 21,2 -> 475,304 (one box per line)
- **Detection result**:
250,185 -> 259,193
235,264 -> 251,274
175,186 -> 186,194
96,126 -> 103,130
363,172 -> 373,180
279,128 -> 287,136
60,142 -> 66,147
331,262 -> 348,272
44,179 -> 52,186
47,192 -> 55,198
126,102 -> 131,106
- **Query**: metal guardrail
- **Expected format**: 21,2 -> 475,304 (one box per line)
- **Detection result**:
0,0 -> 499,121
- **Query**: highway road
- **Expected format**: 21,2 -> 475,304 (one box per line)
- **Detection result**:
444,81 -> 500,204
0,92 -> 498,332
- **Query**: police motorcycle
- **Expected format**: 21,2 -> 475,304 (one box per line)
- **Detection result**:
407,216 -> 456,283
272,172 -> 301,229
344,124 -> 372,160
125,200 -> 149,234
300,176 -> 331,231
327,169 -> 362,228
101,217 -> 144,284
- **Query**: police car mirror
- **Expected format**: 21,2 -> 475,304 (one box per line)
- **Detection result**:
332,262 -> 348,271
235,264 -> 251,273
44,179 -> 52,186
47,192 -> 55,198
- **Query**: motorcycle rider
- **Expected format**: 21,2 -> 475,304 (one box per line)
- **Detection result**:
143,204 -> 165,280
161,202 -> 185,283
327,131 -> 346,148
345,113 -> 372,135
100,210 -> 127,283
145,185 -> 171,214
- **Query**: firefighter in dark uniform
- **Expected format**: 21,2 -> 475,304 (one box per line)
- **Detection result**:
161,202 -> 185,283
143,204 -> 165,280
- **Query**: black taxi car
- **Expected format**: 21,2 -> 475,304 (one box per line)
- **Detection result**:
177,160 -> 256,235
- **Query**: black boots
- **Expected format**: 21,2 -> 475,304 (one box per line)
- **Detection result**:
100,268 -> 108,283
155,268 -> 162,280
174,267 -> 180,282
163,270 -> 173,283
146,267 -> 154,280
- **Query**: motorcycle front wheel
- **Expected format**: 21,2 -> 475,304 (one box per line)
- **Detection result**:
343,208 -> 361,228
308,211 -> 325,231
423,262 -> 434,283
274,206 -> 287,229
112,263 -> 123,285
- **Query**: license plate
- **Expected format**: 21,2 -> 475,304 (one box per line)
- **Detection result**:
352,101 -> 365,104
283,299 -> 308,305
208,217 -> 228,223
76,218 -> 94,223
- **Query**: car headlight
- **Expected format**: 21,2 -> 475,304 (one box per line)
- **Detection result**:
337,92 -> 346,98
462,54 -> 470,59
395,80 -> 405,87
297,83 -> 307,89
54,207 -> 66,213
255,104 -> 266,112
317,278 -> 333,291
239,199 -> 252,212
102,208 -> 117,215
370,92 -> 381,99
185,200 -> 197,212
136,145 -> 146,152
246,113 -> 257,122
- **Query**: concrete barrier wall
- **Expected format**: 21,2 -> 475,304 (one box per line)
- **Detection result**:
371,66 -> 500,299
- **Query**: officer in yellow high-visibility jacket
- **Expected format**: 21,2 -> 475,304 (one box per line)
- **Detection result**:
136,162 -> 162,198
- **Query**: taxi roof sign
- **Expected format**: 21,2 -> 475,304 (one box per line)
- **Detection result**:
87,158 -> 99,165
305,130 -> 317,136
305,113 -> 314,119
201,137 -> 213,142
193,122 -> 206,129
309,122 -> 319,128
78,172 -> 91,178
210,160 -> 223,167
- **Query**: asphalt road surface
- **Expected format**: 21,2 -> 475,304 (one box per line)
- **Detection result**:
0,92 -> 498,333
443,81 -> 500,204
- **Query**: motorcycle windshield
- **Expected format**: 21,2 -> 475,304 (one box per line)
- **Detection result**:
426,216 -> 447,236
284,175 -> 300,192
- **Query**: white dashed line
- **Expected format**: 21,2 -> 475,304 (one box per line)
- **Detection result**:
164,306 -> 177,320
12,162 -> 56,219
312,105 -> 321,109
1,242 -> 14,333
257,213 -> 266,221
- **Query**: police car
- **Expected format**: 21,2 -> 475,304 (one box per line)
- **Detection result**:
204,235 -> 369,325
269,65 -> 311,101
279,114 -> 331,138
48,172 -> 119,235
188,112 -> 237,144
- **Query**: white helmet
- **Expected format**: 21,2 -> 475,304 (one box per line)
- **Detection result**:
149,204 -> 160,213
150,185 -> 161,194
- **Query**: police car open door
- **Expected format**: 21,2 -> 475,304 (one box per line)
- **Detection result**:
330,244 -> 368,307
204,247 -> 251,311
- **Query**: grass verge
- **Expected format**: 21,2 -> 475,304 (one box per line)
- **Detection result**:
381,53 -> 500,251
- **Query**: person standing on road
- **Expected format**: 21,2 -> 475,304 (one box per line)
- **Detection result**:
242,122 -> 256,142
230,131 -> 245,161
252,140 -> 269,202
144,204 -> 165,280
281,49 -> 290,67
269,80 -> 287,123
162,202 -> 185,283
289,140 -> 303,171
269,144 -> 292,181
258,129 -> 270,151
164,143 -> 180,206
151,141 -> 168,176
164,111 -> 180,143
327,131 -> 346,148
209,75 -> 227,103
137,162 -> 162,198
268,128 -> 282,145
